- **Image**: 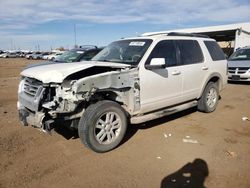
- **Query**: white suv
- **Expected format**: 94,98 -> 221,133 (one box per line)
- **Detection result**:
18,33 -> 227,152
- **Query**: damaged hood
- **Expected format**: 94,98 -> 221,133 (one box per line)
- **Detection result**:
20,61 -> 130,83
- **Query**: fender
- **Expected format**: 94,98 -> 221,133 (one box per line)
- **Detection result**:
198,72 -> 223,99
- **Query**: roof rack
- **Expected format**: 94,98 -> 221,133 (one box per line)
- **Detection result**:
79,45 -> 98,49
167,32 -> 210,38
142,32 -> 210,38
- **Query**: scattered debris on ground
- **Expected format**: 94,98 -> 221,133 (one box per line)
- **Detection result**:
242,116 -> 249,121
163,133 -> 172,138
182,138 -> 199,144
225,150 -> 237,158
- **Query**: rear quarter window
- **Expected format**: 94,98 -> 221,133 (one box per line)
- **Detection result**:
204,41 -> 226,61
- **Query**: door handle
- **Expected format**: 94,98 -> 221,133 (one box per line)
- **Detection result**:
202,66 -> 209,70
171,70 -> 181,75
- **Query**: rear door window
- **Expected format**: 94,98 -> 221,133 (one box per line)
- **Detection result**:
176,40 -> 204,65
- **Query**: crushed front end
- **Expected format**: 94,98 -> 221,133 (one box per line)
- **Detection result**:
17,76 -> 80,133
17,64 -> 139,134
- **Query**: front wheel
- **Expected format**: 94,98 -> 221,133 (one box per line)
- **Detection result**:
78,100 -> 127,153
198,82 -> 219,113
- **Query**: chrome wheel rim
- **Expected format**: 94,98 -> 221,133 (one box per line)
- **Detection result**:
94,112 -> 122,144
206,88 -> 217,108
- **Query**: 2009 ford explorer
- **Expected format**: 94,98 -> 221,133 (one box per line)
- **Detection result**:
18,33 -> 227,152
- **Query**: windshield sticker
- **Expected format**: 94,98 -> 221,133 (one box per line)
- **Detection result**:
129,42 -> 145,46
76,51 -> 84,54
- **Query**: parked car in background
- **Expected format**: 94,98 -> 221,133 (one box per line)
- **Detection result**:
54,46 -> 103,63
0,53 -> 7,58
43,51 -> 64,60
19,51 -> 32,58
26,52 -> 35,59
31,53 -> 43,59
26,52 -> 42,59
228,46 -> 250,81
23,46 -> 103,70
15,51 -> 22,57
31,52 -> 51,60
0,52 -> 18,58
19,52 -> 26,57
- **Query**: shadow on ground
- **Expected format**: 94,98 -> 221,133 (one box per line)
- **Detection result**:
53,122 -> 79,140
228,81 -> 250,85
52,107 -> 198,147
161,158 -> 209,188
121,107 -> 197,146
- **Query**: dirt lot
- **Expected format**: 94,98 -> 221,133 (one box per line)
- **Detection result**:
0,58 -> 250,188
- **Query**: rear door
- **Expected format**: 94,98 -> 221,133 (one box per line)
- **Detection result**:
176,40 -> 208,101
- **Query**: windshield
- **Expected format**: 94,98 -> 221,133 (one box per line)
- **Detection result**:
54,50 -> 83,63
92,39 -> 152,65
229,48 -> 250,61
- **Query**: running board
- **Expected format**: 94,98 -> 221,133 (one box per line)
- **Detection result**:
130,101 -> 197,124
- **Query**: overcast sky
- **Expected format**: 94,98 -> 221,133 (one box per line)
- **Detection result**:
0,0 -> 250,51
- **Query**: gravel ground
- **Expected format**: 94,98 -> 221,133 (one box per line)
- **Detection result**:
0,58 -> 250,188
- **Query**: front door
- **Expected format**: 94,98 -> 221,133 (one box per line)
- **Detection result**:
139,40 -> 183,114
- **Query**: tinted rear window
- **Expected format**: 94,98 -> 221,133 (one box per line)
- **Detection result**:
204,41 -> 225,61
177,40 -> 204,65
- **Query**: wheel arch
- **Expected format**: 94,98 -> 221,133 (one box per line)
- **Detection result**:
77,90 -> 132,118
198,73 -> 222,99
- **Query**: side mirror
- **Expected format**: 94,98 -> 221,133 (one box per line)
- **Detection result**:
145,58 -> 166,70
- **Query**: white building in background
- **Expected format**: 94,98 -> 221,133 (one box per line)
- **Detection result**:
142,22 -> 250,55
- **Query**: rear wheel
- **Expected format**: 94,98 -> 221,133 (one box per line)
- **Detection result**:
78,100 -> 127,153
198,82 -> 219,113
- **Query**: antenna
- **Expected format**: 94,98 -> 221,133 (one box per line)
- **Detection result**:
74,24 -> 77,47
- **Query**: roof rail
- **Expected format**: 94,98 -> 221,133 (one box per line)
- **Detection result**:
167,32 -> 210,38
142,32 -> 210,38
141,32 -> 168,36
79,45 -> 98,49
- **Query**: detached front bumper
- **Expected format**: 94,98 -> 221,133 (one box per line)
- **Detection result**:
18,102 -> 54,132
17,77 -> 54,132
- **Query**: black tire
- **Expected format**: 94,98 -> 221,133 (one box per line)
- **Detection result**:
198,82 -> 219,113
78,100 -> 127,153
